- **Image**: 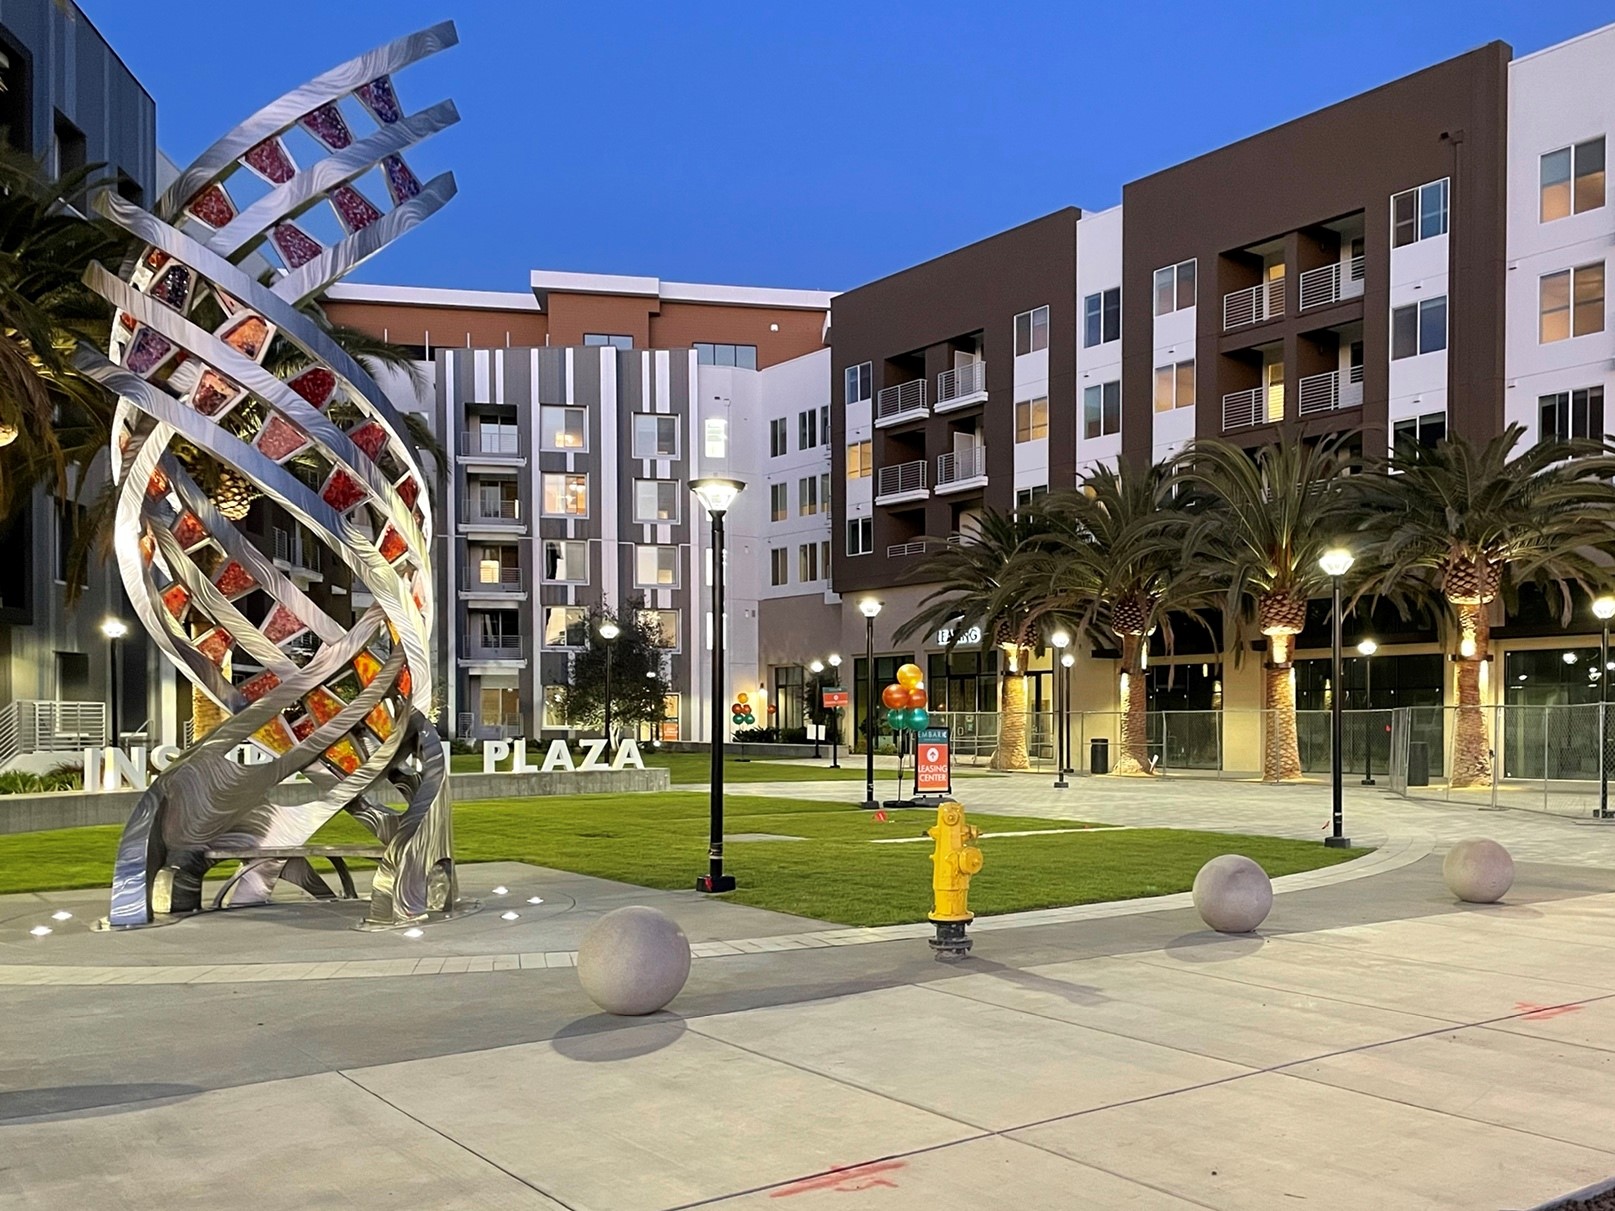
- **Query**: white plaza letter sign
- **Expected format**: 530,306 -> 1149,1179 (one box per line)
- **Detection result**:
540,739 -> 576,772
611,739 -> 645,770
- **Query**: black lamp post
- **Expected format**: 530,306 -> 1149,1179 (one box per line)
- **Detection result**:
692,476 -> 744,893
1051,629 -> 1071,789
597,618 -> 620,748
828,652 -> 843,768
1358,637 -> 1378,786
101,617 -> 128,750
1320,547 -> 1354,847
1061,650 -> 1075,775
859,597 -> 883,809
809,659 -> 824,757
1595,596 -> 1615,819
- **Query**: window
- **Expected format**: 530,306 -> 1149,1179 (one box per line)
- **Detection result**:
1393,412 -> 1447,457
1014,396 -> 1049,443
1015,305 -> 1050,355
846,516 -> 873,556
1083,288 -> 1120,347
634,544 -> 680,587
633,479 -> 680,523
55,501 -> 87,585
1083,380 -> 1121,439
543,540 -> 588,582
770,547 -> 789,585
1015,485 -> 1049,510
821,539 -> 831,579
583,333 -> 633,350
799,542 -> 820,582
1153,260 -> 1197,316
543,606 -> 588,648
1390,296 -> 1448,359
538,405 -> 585,451
769,417 -> 787,457
1392,179 -> 1449,248
694,342 -> 757,369
636,608 -> 680,649
799,476 -> 820,516
632,413 -> 678,458
543,685 -> 570,728
847,439 -> 871,479
1540,264 -> 1605,342
798,408 -> 818,449
770,482 -> 788,522
472,420 -> 519,455
541,473 -> 588,516
1540,387 -> 1606,442
1541,138 -> 1606,222
1153,359 -> 1196,412
820,404 -> 830,446
844,362 -> 872,406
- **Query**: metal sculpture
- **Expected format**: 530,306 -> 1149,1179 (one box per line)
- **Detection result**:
80,23 -> 461,928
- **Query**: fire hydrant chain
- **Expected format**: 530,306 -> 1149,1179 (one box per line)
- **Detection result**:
927,799 -> 983,961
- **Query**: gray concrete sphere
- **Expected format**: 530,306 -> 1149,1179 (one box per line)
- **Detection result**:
1443,838 -> 1514,904
577,906 -> 691,1016
1192,855 -> 1273,934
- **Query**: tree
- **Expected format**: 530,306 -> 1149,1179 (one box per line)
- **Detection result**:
1173,434 -> 1365,782
1354,424 -> 1615,787
565,597 -> 672,741
895,511 -> 1052,770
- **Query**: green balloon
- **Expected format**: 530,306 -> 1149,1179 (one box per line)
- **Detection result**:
889,707 -> 911,731
743,713 -> 755,724
909,707 -> 930,731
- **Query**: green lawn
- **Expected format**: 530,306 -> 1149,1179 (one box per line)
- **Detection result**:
0,791 -> 1368,927
450,748 -> 994,785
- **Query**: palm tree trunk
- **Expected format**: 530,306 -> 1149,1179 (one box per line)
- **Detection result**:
1450,600 -> 1492,788
1113,632 -> 1153,775
1263,633 -> 1303,782
991,646 -> 1030,771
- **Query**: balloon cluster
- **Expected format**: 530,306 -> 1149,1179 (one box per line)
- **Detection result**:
731,692 -> 756,727
881,663 -> 931,732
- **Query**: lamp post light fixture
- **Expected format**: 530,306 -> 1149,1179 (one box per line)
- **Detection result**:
1319,547 -> 1354,847
1595,595 -> 1615,820
101,617 -> 129,751
809,659 -> 825,757
1357,638 -> 1378,786
1061,650 -> 1076,777
596,618 -> 621,748
858,598 -> 883,809
691,476 -> 745,893
828,653 -> 843,768
1051,630 -> 1071,789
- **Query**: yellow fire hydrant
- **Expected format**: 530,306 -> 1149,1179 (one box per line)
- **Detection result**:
927,799 -> 983,960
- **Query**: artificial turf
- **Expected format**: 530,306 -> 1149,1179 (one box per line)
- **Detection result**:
0,791 -> 1368,927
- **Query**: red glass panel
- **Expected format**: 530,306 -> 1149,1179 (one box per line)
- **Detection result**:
377,525 -> 407,563
330,185 -> 383,233
347,421 -> 387,459
160,583 -> 191,620
257,415 -> 308,462
185,183 -> 236,228
195,627 -> 233,666
191,370 -> 241,417
243,137 -> 296,184
239,670 -> 281,703
271,223 -> 321,270
172,511 -> 207,549
262,603 -> 305,644
299,103 -> 352,150
214,561 -> 257,598
288,368 -> 336,407
321,470 -> 366,512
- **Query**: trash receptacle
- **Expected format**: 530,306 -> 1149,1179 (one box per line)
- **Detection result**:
1407,741 -> 1430,787
1090,737 -> 1110,776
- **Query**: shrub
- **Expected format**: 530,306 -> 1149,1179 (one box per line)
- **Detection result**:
730,726 -> 780,742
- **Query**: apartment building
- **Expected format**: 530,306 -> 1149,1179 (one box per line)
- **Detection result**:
324,274 -> 835,741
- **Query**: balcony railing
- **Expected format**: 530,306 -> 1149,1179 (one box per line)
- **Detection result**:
273,527 -> 320,570
461,428 -> 523,458
1298,257 -> 1367,310
1222,387 -> 1264,431
936,446 -> 987,487
462,498 -> 522,524
463,633 -> 524,659
0,700 -> 106,764
1223,278 -> 1286,329
936,361 -> 987,410
466,565 -> 524,592
875,459 -> 928,498
875,379 -> 927,424
887,541 -> 927,558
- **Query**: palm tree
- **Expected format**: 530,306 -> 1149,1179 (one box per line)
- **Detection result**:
895,510 -> 1052,770
1173,434 -> 1364,782
1025,460 -> 1206,775
1355,424 -> 1615,788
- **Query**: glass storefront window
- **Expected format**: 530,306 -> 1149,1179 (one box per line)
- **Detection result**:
1503,646 -> 1606,780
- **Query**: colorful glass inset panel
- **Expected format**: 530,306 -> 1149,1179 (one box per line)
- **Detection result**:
347,421 -> 387,460
262,603 -> 306,644
143,248 -> 170,272
191,370 -> 242,417
243,137 -> 296,184
353,650 -> 382,686
328,670 -> 362,702
289,714 -> 317,742
323,736 -> 363,775
395,476 -> 419,508
271,223 -> 322,269
160,583 -> 191,621
151,264 -> 192,311
118,310 -> 138,333
364,701 -> 394,742
195,627 -> 233,666
252,716 -> 295,756
397,666 -> 412,698
257,415 -> 308,462
381,154 -> 422,205
331,185 -> 383,234
238,670 -> 280,703
304,686 -> 346,725
356,75 -> 403,124
172,511 -> 207,549
288,368 -> 336,407
377,525 -> 407,563
125,327 -> 174,377
221,315 -> 270,360
214,560 -> 257,598
185,183 -> 235,228
147,469 -> 170,498
299,103 -> 353,150
321,470 -> 366,512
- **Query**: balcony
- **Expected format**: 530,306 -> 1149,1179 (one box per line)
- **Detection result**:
459,428 -> 524,462
272,527 -> 322,575
1298,257 -> 1366,311
461,498 -> 523,528
461,565 -> 526,597
935,362 -> 987,413
875,379 -> 927,427
461,633 -> 524,662
1223,279 -> 1285,330
875,459 -> 928,505
1297,367 -> 1365,418
935,446 -> 988,494
1222,387 -> 1264,431
887,541 -> 927,558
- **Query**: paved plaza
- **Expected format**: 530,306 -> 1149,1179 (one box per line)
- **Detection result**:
5,777 -> 1615,1209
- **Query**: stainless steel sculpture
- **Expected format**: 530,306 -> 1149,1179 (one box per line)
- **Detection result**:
81,23 -> 461,928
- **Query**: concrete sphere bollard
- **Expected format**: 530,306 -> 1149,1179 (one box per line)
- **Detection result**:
577,906 -> 691,1016
1443,838 -> 1514,904
1192,855 -> 1273,934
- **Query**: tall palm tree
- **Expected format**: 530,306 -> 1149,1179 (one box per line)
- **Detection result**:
1024,460 -> 1206,775
895,510 -> 1052,770
1173,434 -> 1364,782
1355,424 -> 1615,787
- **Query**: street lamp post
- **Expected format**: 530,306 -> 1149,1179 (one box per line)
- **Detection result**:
691,476 -> 745,893
1320,547 -> 1355,847
1051,630 -> 1071,789
859,598 -> 883,809
1358,637 -> 1378,786
101,617 -> 128,751
1061,651 -> 1076,775
809,659 -> 824,757
828,653 -> 843,768
1595,596 -> 1615,819
597,618 -> 620,748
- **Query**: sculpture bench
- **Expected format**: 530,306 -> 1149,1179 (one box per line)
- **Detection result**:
204,845 -> 385,910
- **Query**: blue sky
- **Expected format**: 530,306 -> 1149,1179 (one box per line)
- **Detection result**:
84,0 -> 1615,295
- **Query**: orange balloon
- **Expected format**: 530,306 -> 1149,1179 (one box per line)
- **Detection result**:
737,693 -> 749,705
881,683 -> 910,709
896,663 -> 924,690
907,686 -> 928,709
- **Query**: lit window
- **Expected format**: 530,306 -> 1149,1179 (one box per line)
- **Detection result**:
1015,305 -> 1050,355
1540,264 -> 1605,343
631,413 -> 678,458
542,540 -> 587,582
634,545 -> 680,587
704,418 -> 727,459
541,473 -> 588,516
635,608 -> 680,649
770,547 -> 789,585
472,421 -> 519,456
1154,359 -> 1195,411
798,542 -> 820,582
1083,380 -> 1121,439
770,482 -> 788,522
543,606 -> 587,648
1541,138 -> 1605,222
1391,297 -> 1448,359
799,476 -> 820,516
633,479 -> 680,523
846,440 -> 871,479
539,406 -> 585,451
1014,396 -> 1048,443
1153,260 -> 1196,316
1391,179 -> 1449,248
543,685 -> 570,727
